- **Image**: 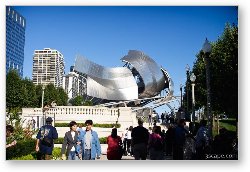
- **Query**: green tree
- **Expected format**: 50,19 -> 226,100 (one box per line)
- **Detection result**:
185,23 -> 238,118
21,78 -> 37,107
44,83 -> 59,106
83,100 -> 93,106
57,87 -> 68,106
6,70 -> 24,112
69,95 -> 84,106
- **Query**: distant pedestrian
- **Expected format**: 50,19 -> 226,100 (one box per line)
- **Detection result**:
77,123 -> 84,135
153,120 -> 157,127
161,113 -> 165,123
61,121 -> 81,160
148,126 -> 164,160
77,120 -> 101,160
126,126 -> 133,155
31,117 -> 36,131
122,128 -> 128,155
36,117 -> 58,160
148,114 -> 152,126
107,128 -> 123,160
131,119 -> 149,160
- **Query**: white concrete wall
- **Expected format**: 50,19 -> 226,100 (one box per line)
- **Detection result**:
21,106 -> 137,130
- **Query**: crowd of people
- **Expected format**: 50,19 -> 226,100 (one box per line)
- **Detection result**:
119,118 -> 237,160
6,115 -> 237,160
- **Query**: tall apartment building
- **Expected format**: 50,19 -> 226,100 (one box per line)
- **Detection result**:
6,6 -> 26,77
32,48 -> 65,87
63,66 -> 87,100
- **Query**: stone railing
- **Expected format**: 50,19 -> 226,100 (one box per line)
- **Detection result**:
22,106 -> 137,129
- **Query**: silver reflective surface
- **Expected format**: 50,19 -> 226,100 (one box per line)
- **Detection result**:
74,55 -> 138,100
121,50 -> 166,98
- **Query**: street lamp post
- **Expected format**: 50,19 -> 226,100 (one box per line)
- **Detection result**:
186,64 -> 190,119
41,85 -> 45,125
180,84 -> 183,108
51,101 -> 57,126
202,38 -> 213,141
190,73 -> 196,133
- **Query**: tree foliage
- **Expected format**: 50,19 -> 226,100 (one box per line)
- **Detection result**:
69,96 -> 93,106
6,70 -> 68,111
183,23 -> 238,118
6,70 -> 24,111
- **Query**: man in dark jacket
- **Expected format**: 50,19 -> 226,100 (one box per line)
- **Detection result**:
36,117 -> 58,160
61,121 -> 80,160
173,119 -> 187,160
131,119 -> 149,160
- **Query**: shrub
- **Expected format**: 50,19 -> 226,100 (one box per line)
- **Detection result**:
6,139 -> 36,160
55,123 -> 120,128
99,137 -> 107,144
52,147 -> 62,160
11,154 -> 36,160
54,137 -> 65,144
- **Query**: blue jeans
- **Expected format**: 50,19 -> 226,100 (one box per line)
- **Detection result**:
83,149 -> 95,160
68,151 -> 79,160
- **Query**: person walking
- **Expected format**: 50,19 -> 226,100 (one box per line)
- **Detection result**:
148,114 -> 152,126
61,121 -> 81,160
131,119 -> 149,160
77,120 -> 101,160
148,126 -> 164,160
161,113 -> 165,124
121,128 -> 128,155
36,117 -> 58,160
126,126 -> 133,155
31,117 -> 36,131
106,128 -> 123,160
165,124 -> 174,156
77,123 -> 84,135
173,119 -> 187,160
195,120 -> 209,160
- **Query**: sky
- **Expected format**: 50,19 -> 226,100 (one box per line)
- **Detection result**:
13,6 -> 238,113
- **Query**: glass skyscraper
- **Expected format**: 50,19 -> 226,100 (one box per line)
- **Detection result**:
6,6 -> 26,77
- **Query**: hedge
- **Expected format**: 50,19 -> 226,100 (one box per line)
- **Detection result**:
54,137 -> 107,144
11,154 -> 36,160
55,123 -> 120,128
7,137 -> 108,160
11,148 -> 62,160
6,139 -> 36,160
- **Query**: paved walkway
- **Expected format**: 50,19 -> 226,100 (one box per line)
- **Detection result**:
98,154 -> 173,160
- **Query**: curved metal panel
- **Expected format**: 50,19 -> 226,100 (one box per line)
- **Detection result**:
87,76 -> 138,100
74,55 -> 138,100
121,50 -> 166,98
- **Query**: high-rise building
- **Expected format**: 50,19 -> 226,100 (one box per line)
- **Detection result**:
6,6 -> 26,77
32,48 -> 65,87
63,67 -> 87,100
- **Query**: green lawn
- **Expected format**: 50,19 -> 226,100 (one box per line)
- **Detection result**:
213,118 -> 237,136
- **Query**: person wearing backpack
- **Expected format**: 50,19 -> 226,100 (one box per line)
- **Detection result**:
36,117 -> 58,160
148,126 -> 164,160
